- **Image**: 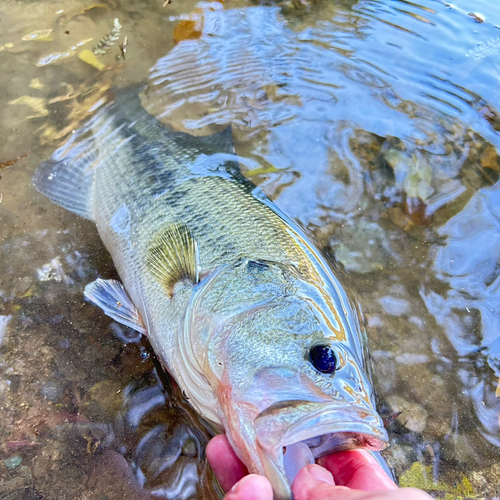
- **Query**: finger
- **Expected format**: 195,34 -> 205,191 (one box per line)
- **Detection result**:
292,464 -> 336,500
318,450 -> 398,491
207,434 -> 249,492
224,475 -> 273,500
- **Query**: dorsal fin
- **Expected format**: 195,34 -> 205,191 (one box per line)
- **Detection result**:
195,125 -> 235,155
147,223 -> 200,296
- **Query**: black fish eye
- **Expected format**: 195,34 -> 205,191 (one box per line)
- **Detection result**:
309,344 -> 338,374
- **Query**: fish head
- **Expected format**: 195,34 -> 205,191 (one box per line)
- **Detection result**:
182,258 -> 388,499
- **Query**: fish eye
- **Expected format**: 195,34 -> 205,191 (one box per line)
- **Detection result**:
309,344 -> 338,374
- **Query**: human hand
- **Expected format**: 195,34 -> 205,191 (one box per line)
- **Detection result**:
206,434 -> 433,500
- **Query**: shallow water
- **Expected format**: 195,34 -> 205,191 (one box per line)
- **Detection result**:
0,0 -> 499,498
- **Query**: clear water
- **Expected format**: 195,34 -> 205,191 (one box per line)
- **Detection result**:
0,0 -> 499,498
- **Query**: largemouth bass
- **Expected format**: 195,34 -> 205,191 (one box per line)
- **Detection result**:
33,86 -> 388,499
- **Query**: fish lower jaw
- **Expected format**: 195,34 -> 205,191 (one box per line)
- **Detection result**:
280,429 -> 388,482
253,401 -> 388,498
258,425 -> 388,499
303,430 -> 388,458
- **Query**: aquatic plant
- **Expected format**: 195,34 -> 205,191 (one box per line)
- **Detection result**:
92,18 -> 122,56
400,462 -> 480,500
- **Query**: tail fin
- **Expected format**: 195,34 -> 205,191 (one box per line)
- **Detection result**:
33,84 -> 235,221
33,99 -> 135,221
33,131 -> 98,220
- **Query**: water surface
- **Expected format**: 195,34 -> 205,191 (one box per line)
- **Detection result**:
0,0 -> 499,498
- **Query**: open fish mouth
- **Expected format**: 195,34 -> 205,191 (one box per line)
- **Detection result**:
254,400 -> 388,499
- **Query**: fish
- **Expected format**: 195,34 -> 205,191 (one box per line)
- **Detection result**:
33,85 -> 388,499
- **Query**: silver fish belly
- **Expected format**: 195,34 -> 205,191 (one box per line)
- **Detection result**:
33,87 -> 388,499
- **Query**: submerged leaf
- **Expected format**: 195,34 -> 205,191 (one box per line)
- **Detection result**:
173,19 -> 203,43
29,78 -> 44,90
85,380 -> 123,416
0,152 -> 29,170
79,49 -> 106,70
9,96 -> 48,118
82,3 -> 111,13
22,29 -> 53,42
385,149 -> 434,202
38,79 -> 113,144
480,145 -> 500,172
37,38 -> 94,67
173,3 -> 223,44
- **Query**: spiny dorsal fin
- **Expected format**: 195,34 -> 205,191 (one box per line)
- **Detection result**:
84,278 -> 146,334
147,223 -> 199,296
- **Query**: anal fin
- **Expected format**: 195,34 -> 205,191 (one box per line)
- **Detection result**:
147,223 -> 199,297
84,278 -> 146,334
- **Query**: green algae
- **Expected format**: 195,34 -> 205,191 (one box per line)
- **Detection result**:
400,462 -> 482,500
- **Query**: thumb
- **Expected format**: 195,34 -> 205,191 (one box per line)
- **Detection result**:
224,474 -> 274,500
292,464 -> 342,499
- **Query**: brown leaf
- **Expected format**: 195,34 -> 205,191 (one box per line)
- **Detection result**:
173,19 -> 203,43
480,145 -> 500,172
0,152 -> 29,170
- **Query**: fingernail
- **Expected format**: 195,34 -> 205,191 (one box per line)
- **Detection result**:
308,465 -> 335,484
230,475 -> 253,493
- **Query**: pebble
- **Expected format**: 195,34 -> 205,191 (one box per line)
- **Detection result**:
383,444 -> 414,475
470,462 -> 500,498
16,465 -> 32,481
379,296 -> 410,316
329,219 -> 393,274
0,476 -> 25,495
41,381 -> 64,403
386,395 -> 428,433
371,351 -> 396,395
395,353 -> 430,365
367,315 -> 384,328
3,456 -> 22,470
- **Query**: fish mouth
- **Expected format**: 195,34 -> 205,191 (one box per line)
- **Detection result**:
253,400 -> 388,500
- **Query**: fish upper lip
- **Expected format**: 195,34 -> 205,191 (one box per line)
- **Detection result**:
254,400 -> 388,453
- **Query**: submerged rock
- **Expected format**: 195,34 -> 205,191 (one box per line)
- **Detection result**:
0,476 -> 25,495
383,444 -> 414,476
379,296 -> 410,317
329,218 -> 399,274
371,350 -> 397,396
469,461 -> 500,499
386,395 -> 428,433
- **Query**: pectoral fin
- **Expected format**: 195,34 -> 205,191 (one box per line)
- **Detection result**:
147,223 -> 200,297
84,278 -> 146,334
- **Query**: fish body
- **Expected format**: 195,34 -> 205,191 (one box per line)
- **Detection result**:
34,87 -> 388,499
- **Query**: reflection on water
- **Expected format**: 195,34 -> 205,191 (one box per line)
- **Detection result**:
0,0 -> 499,497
